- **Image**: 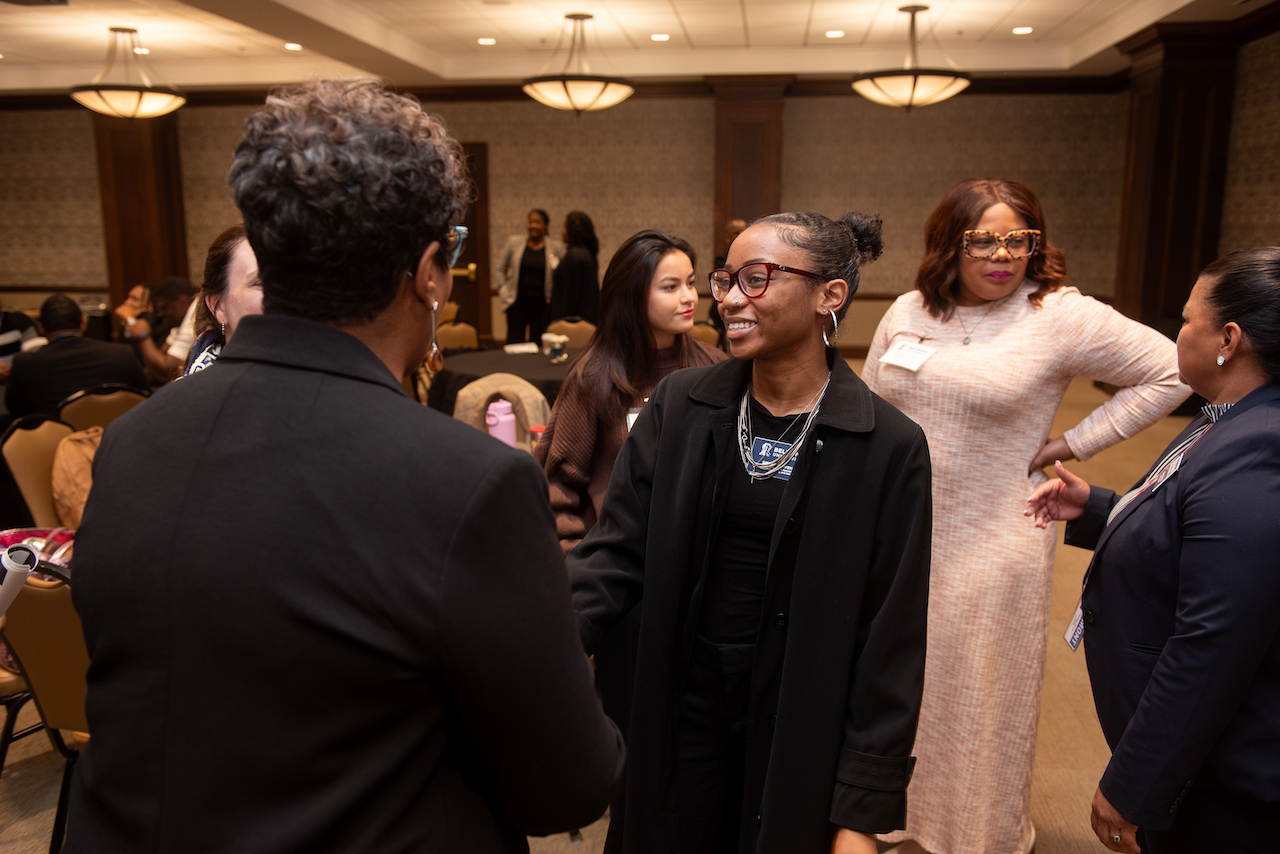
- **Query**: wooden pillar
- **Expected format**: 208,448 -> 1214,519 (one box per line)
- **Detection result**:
93,112 -> 189,312
710,76 -> 790,250
1113,25 -> 1237,339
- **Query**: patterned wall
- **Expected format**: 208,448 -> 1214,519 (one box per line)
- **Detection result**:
179,105 -> 256,285
0,109 -> 107,288
1220,28 -> 1280,256
782,93 -> 1130,297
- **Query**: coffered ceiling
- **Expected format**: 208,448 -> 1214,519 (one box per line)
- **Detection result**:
0,0 -> 1269,93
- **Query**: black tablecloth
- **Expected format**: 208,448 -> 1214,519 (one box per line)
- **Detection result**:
427,349 -> 573,414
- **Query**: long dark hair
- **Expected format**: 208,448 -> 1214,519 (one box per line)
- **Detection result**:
194,224 -> 248,341
564,210 -> 599,255
1202,246 -> 1280,381
915,178 -> 1068,319
572,230 -> 702,421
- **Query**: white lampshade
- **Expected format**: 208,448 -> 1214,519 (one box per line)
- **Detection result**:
71,86 -> 186,119
522,76 -> 634,113
852,71 -> 969,109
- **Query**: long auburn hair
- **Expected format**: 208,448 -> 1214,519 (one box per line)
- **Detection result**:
916,178 -> 1068,319
194,224 -> 249,341
571,230 -> 712,422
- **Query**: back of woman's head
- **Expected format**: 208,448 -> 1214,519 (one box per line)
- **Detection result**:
580,230 -> 697,413
916,178 -> 1068,318
228,79 -> 470,326
194,224 -> 247,339
1201,246 -> 1280,381
564,210 -> 599,255
753,211 -> 883,321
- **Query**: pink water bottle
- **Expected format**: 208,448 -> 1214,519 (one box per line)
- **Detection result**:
485,399 -> 518,448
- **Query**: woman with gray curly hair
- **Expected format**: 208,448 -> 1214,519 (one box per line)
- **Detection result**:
65,79 -> 622,854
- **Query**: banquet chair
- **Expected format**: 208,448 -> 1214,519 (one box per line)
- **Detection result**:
0,666 -> 42,779
2,572 -> 89,854
55,384 -> 149,433
436,322 -> 479,350
2,418 -> 74,528
690,322 -> 721,347
453,373 -> 551,449
438,301 -> 459,325
546,318 -> 595,349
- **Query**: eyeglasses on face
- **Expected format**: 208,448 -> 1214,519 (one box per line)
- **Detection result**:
446,225 -> 469,268
961,228 -> 1041,260
708,261 -> 826,302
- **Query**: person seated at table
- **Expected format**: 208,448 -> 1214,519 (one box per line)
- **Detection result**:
119,275 -> 196,384
6,295 -> 147,418
185,223 -> 262,375
498,208 -> 564,344
549,210 -> 601,325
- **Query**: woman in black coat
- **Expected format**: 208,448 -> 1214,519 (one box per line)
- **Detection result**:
569,211 -> 933,854
549,210 -> 600,324
1027,246 -> 1280,853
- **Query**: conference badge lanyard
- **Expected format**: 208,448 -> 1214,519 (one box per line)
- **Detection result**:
747,437 -> 796,481
626,397 -> 650,433
879,339 -> 937,372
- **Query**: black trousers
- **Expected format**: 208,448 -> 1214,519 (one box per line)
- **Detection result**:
1138,786 -> 1279,853
675,637 -> 756,854
505,296 -> 547,345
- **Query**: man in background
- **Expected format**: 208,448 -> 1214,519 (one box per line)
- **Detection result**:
6,294 -> 147,418
120,275 -> 195,383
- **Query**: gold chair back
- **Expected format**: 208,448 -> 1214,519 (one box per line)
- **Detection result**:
546,319 -> 595,348
3,420 -> 74,528
436,322 -> 479,350
2,577 -> 90,734
58,388 -> 148,433
690,322 -> 720,346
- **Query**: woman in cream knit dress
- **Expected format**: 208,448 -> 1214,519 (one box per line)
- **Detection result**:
864,179 -> 1188,854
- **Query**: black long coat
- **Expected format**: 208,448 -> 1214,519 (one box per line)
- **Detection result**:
569,356 -> 932,854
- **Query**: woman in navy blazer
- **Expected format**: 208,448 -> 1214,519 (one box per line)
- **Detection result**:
1027,246 -> 1280,853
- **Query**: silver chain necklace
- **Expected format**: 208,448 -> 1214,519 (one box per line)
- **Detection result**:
737,373 -> 831,482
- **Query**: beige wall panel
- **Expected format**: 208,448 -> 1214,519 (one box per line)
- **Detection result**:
1220,29 -> 1280,256
179,105 -> 257,286
781,93 -> 1129,298
0,110 -> 107,288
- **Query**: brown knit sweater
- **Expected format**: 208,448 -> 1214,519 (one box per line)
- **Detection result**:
535,337 -> 728,553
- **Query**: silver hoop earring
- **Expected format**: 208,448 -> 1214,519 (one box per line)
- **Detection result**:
1217,355 -> 1226,366
427,300 -> 443,373
822,311 -> 840,349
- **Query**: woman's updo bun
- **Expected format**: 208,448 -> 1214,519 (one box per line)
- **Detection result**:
755,210 -> 884,319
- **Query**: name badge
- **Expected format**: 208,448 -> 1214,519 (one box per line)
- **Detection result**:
1064,600 -> 1085,651
880,340 -> 937,372
626,408 -> 641,432
749,437 -> 794,481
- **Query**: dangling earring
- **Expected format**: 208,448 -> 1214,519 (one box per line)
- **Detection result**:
220,321 -> 226,337
427,300 -> 444,373
821,309 -> 840,349
1217,355 -> 1226,366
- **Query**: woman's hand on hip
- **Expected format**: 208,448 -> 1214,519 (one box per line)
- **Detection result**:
1091,786 -> 1140,853
1025,460 -> 1091,528
1029,435 -> 1075,473
830,828 -> 876,854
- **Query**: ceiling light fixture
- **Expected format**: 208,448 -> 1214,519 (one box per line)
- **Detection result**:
285,43 -> 302,51
70,27 -> 185,119
852,5 -> 969,110
522,13 -> 634,114
651,33 -> 670,42
1012,26 -> 1033,35
478,37 -> 496,45
826,30 -> 845,39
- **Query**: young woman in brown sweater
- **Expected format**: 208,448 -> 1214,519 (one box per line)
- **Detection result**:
536,229 -> 727,552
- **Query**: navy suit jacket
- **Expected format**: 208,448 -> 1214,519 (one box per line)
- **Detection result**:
1064,381 -> 1280,829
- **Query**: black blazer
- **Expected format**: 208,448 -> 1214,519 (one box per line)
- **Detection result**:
1066,381 -> 1280,829
548,246 -> 599,325
569,356 -> 931,853
66,315 -> 622,853
6,333 -> 147,417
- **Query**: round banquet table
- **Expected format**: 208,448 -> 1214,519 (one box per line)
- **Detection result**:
426,349 -> 575,415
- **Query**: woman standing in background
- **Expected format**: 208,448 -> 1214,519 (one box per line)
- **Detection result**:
498,208 -> 563,343
549,210 -> 601,324
864,178 -> 1189,854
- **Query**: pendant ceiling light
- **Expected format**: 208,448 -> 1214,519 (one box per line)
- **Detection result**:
523,13 -> 634,114
71,27 -> 185,119
852,5 -> 969,110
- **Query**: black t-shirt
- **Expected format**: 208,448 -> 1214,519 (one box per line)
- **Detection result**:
517,245 -> 546,302
698,397 -> 808,645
